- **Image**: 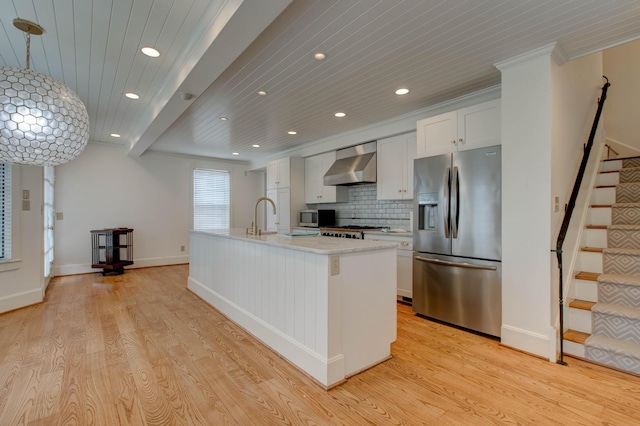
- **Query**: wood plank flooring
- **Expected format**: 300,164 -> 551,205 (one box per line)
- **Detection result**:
1,265 -> 639,425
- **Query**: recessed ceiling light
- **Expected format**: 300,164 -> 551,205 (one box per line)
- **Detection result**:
252,144 -> 260,148
125,92 -> 140,99
232,152 -> 239,156
141,46 -> 160,57
313,52 -> 326,60
219,117 -> 228,121
257,90 -> 267,96
395,88 -> 410,95
288,131 -> 297,135
110,133 -> 121,138
334,112 -> 346,118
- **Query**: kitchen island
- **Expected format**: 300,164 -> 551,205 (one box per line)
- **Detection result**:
188,229 -> 397,388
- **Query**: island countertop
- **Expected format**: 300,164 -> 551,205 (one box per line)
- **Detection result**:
190,228 -> 397,255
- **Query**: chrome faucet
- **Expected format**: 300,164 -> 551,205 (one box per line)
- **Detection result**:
250,196 -> 276,235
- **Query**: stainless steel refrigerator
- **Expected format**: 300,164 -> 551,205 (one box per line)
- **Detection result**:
413,145 -> 501,337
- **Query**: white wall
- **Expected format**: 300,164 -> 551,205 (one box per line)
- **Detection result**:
0,165 -> 44,313
549,52 -> 605,347
54,143 -> 264,275
603,39 -> 640,154
498,48 -> 555,358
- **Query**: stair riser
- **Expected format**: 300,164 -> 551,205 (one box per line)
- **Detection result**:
616,183 -> 640,203
598,172 -> 619,186
579,252 -> 602,274
623,158 -> 640,169
584,228 -> 607,248
608,228 -> 640,249
571,278 -> 598,302
612,207 -> 640,225
599,283 -> 640,308
589,207 -> 611,226
619,168 -> 640,184
593,313 -> 640,345
567,307 -> 592,334
584,346 -> 640,374
593,187 -> 616,205
563,340 -> 586,358
603,252 -> 640,276
601,159 -> 623,172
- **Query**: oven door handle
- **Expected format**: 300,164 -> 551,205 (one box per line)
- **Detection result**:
414,256 -> 497,271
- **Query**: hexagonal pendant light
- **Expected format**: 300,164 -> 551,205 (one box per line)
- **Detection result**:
0,19 -> 89,166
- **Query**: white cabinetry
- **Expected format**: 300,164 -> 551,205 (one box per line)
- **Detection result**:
377,132 -> 416,200
416,99 -> 500,158
364,233 -> 413,299
305,152 -> 348,204
267,158 -> 292,189
265,157 -> 305,234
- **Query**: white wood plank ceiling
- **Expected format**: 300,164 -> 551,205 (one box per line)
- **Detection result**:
2,0 -> 640,164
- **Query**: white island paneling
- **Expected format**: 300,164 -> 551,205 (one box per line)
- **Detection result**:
188,229 -> 397,388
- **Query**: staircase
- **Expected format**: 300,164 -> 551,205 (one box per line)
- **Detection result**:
564,156 -> 640,375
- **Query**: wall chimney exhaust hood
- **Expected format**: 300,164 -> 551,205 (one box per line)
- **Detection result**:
324,141 -> 377,186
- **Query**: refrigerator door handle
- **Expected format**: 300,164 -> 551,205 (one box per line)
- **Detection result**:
414,255 -> 497,271
444,167 -> 450,238
451,166 -> 459,239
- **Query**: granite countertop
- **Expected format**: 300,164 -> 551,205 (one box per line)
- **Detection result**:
190,228 -> 397,255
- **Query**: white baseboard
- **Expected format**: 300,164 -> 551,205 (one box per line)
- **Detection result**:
0,288 -> 42,313
501,324 -> 554,360
188,276 -> 345,387
54,255 -> 189,276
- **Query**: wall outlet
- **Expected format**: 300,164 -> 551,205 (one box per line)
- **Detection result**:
330,255 -> 340,276
22,200 -> 30,211
180,245 -> 185,252
56,212 -> 64,220
554,196 -> 560,212
22,189 -> 29,200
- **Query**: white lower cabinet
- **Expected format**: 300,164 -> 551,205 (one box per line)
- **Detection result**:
364,233 -> 413,299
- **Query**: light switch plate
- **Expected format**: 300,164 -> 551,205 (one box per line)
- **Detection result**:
56,212 -> 64,220
22,189 -> 29,200
22,200 -> 30,211
330,255 -> 340,276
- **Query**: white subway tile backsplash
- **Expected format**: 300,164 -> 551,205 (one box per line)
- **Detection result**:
314,184 -> 413,230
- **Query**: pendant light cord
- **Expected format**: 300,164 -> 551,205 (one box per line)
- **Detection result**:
26,32 -> 31,69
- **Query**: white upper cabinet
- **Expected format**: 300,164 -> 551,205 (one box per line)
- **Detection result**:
416,99 -> 501,158
377,132 -> 416,200
267,158 -> 291,189
305,152 -> 348,204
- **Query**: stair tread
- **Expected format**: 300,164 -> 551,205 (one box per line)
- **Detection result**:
576,271 -> 600,281
604,155 -> 640,162
598,273 -> 640,287
564,329 -> 590,344
569,299 -> 596,311
612,202 -> 640,207
608,224 -> 640,230
592,302 -> 640,319
586,224 -> 608,229
581,247 -> 603,253
585,334 -> 640,360
603,247 -> 640,255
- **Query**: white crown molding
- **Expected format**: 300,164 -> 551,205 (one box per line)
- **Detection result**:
494,42 -> 566,71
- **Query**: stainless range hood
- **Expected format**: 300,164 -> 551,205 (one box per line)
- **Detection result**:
323,141 -> 377,186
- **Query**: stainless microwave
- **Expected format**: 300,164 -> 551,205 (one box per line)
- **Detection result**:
299,209 -> 335,228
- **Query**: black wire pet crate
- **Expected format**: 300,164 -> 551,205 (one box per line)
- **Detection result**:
91,228 -> 134,275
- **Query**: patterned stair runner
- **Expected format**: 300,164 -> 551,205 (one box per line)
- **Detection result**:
585,157 -> 640,373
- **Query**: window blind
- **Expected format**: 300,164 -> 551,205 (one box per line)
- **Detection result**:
193,168 -> 230,230
44,165 -> 55,277
0,163 -> 10,259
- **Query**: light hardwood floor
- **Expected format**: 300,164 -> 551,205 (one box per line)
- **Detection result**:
1,265 -> 639,425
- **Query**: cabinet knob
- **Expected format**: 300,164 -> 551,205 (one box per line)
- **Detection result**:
401,241 -> 409,246
403,189 -> 407,192
451,139 -> 456,144
458,138 -> 464,143
398,189 -> 402,193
